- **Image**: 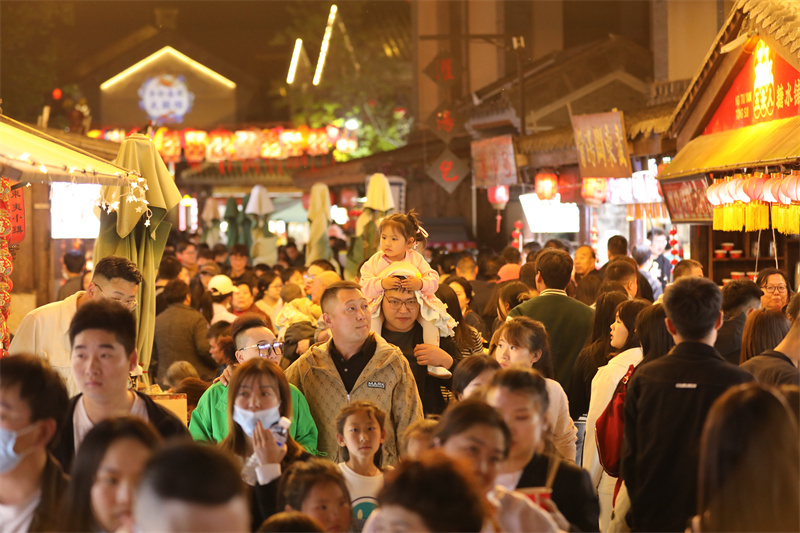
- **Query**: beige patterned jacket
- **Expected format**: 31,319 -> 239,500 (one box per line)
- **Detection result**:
285,334 -> 423,466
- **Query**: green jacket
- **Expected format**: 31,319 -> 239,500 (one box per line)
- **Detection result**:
189,381 -> 319,455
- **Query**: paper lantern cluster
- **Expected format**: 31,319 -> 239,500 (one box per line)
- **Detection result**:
0,178 -> 13,356
90,124 -> 355,166
705,171 -> 800,234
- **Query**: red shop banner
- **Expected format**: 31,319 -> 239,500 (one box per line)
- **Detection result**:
704,39 -> 800,135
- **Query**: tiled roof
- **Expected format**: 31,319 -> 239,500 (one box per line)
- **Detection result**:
518,103 -> 675,154
179,160 -> 297,188
741,0 -> 800,56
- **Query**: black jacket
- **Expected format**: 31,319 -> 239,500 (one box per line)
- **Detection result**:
53,391 -> 189,472
250,450 -> 311,531
740,350 -> 800,386
621,342 -> 754,532
516,453 -> 600,532
714,312 -> 747,365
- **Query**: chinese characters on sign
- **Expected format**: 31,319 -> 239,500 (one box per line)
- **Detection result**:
661,178 -> 713,223
138,74 -> 195,125
427,148 -> 469,194
0,184 -> 25,244
471,135 -> 518,188
571,111 -> 632,178
425,102 -> 464,145
703,40 -> 800,135
423,51 -> 459,86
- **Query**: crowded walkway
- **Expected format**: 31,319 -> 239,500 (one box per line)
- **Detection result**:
3,222 -> 799,533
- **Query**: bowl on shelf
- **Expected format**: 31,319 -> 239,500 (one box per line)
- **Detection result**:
729,250 -> 743,259
730,271 -> 745,280
721,278 -> 733,286
721,242 -> 735,251
714,249 -> 728,259
747,271 -> 759,282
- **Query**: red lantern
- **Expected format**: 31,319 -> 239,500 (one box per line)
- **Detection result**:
581,178 -> 608,203
487,185 -> 509,210
743,172 -> 768,202
535,172 -> 558,201
206,129 -> 235,162
733,175 -> 749,203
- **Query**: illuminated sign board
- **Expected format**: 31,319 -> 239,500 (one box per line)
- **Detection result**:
139,74 -> 195,125
704,40 -> 800,135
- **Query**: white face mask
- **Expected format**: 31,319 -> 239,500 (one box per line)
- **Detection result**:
232,405 -> 281,438
0,423 -> 38,474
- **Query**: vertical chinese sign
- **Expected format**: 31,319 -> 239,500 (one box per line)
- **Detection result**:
471,135 -> 518,188
0,179 -> 23,356
570,111 -> 633,178
424,51 -> 470,193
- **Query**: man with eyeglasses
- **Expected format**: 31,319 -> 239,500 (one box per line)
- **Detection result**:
10,256 -> 142,396
189,313 -> 319,455
379,287 -> 462,416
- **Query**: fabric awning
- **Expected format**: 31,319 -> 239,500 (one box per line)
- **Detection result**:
658,115 -> 800,181
0,115 -> 138,186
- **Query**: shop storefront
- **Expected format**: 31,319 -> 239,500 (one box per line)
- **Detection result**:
658,0 -> 800,288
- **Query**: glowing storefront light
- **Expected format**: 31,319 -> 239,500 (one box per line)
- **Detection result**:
287,39 -> 303,84
313,5 -> 338,86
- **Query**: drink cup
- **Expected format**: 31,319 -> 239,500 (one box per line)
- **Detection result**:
518,487 -> 553,509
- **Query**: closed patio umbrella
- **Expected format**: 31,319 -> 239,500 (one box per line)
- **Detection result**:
94,134 -> 181,376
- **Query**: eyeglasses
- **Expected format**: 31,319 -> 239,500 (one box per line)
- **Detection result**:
240,342 -> 284,359
95,284 -> 138,310
385,298 -> 420,310
763,285 -> 788,294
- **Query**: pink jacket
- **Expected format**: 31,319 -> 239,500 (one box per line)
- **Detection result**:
360,250 -> 439,300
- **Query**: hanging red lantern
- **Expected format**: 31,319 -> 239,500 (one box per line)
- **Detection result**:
581,178 -> 608,203
487,185 -> 509,233
534,172 -> 559,201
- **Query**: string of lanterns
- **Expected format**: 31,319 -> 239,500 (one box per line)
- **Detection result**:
706,171 -> 800,234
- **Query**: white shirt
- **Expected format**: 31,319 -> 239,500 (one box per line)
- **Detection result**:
211,303 -> 238,325
0,488 -> 40,533
73,393 -> 149,452
545,378 -> 578,462
583,347 -> 644,489
338,463 -> 384,529
495,469 -> 524,491
9,292 -> 83,396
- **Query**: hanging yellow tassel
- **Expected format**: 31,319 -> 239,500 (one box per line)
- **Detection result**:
745,201 -> 770,231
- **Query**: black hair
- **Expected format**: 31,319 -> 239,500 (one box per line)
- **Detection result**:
519,262 -> 538,290
229,244 -> 249,257
230,313 -> 271,350
612,299 -> 652,354
631,244 -> 652,267
0,355 -> 69,449
157,255 -> 183,281
69,300 -> 136,355
445,276 -> 474,303
488,366 -> 550,415
535,248 -> 572,290
605,257 -> 638,284
647,227 -> 667,240
281,267 -> 301,284
575,274 -> 603,305
63,250 -> 86,274
636,303 -> 675,366
163,279 -> 190,305
452,355 -> 501,400
61,417 -> 162,532
379,209 -> 427,248
93,255 -> 143,285
258,511 -> 324,533
198,248 -> 216,261
607,235 -> 628,257
433,399 -> 511,458
435,283 -> 470,351
278,458 -> 351,513
176,241 -> 196,254
212,243 -> 228,256
309,259 -> 336,272
320,280 -> 363,314
672,259 -> 703,280
255,271 -> 280,301
721,279 -> 764,315
138,442 -> 244,506
663,277 -> 722,341
500,246 -> 521,266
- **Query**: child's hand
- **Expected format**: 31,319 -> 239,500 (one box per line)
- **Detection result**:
381,276 -> 401,290
401,277 -> 423,291
253,421 -> 287,465
413,344 -> 453,369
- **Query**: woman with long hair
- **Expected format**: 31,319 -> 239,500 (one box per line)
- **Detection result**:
582,299 -> 657,531
219,357 -> 309,529
694,382 -> 799,532
60,417 -> 161,532
445,276 -> 489,340
490,317 -> 577,462
568,291 -> 629,420
435,283 -> 483,357
739,308 -> 791,363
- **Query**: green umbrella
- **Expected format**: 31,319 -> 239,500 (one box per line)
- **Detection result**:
345,173 -> 395,279
94,134 -> 181,377
223,197 -> 240,249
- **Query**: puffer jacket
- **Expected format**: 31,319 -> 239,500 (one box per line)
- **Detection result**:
285,334 -> 423,466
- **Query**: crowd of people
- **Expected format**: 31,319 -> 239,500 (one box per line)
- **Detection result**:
4,215 -> 799,533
